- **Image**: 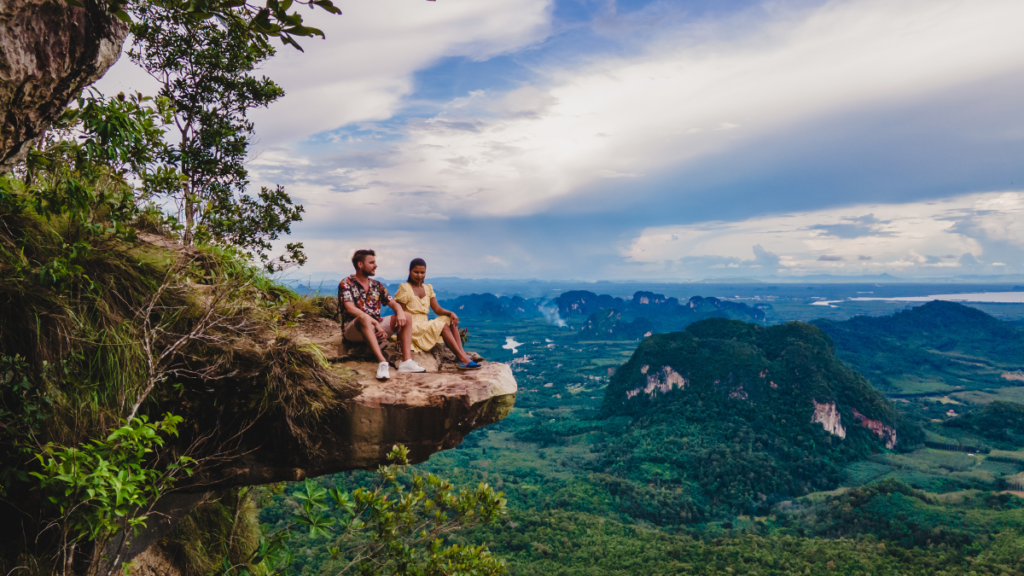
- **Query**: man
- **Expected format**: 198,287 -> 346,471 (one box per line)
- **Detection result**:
339,249 -> 426,380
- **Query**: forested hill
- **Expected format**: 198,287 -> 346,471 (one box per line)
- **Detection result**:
811,301 -> 1024,394
593,319 -> 921,517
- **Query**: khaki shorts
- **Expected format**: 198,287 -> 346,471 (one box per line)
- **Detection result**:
343,315 -> 397,343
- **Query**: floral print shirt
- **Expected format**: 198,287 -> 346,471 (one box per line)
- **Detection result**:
338,276 -> 392,324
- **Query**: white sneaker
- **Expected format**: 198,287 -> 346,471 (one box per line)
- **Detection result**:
397,359 -> 427,373
376,362 -> 390,381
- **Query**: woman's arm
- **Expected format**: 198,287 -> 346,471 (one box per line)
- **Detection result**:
430,297 -> 459,326
429,297 -> 450,316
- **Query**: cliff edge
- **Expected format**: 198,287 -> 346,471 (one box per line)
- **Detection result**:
116,315 -> 517,570
185,352 -> 517,490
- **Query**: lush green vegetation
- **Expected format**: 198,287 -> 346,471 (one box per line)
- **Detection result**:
129,3 -> 306,269
945,401 -> 1024,448
774,478 -> 1024,546
256,446 -> 507,576
261,305 -> 1024,576
812,301 -> 1024,395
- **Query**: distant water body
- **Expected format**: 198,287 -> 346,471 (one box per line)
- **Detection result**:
848,292 -> 1024,304
503,336 -> 523,353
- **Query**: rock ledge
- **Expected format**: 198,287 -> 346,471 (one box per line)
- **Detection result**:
187,360 -> 517,490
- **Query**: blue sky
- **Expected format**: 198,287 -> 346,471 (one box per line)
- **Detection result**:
97,0 -> 1024,281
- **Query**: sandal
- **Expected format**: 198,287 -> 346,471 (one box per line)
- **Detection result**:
458,360 -> 482,370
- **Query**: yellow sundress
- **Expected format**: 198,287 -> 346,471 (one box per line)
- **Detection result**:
394,283 -> 451,352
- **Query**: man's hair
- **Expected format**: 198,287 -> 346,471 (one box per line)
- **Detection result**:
352,249 -> 375,270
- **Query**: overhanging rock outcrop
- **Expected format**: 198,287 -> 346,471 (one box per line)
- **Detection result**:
0,0 -> 128,171
183,360 -> 517,491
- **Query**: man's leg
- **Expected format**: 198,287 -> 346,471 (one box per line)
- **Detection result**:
358,316 -> 387,363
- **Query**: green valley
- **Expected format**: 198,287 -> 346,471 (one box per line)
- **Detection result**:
257,294 -> 1024,576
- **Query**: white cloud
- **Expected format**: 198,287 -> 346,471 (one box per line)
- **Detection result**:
278,0 -> 1024,220
623,191 -> 1024,276
249,0 -> 552,145
485,255 -> 508,266
96,0 -> 553,145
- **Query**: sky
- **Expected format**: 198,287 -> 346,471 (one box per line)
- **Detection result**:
96,0 -> 1024,281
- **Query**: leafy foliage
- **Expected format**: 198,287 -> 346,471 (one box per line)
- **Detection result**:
72,0 -> 341,52
0,178 -> 338,575
3,90 -> 178,241
251,446 -> 508,576
30,414 -> 193,544
160,487 -> 266,576
129,2 -> 305,270
945,401 -> 1024,448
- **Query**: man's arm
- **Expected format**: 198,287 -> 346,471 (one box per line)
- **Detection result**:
387,299 -> 407,327
344,301 -> 388,338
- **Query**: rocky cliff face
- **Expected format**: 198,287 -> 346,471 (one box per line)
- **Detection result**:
852,408 -> 897,449
812,400 -> 847,439
0,0 -> 127,171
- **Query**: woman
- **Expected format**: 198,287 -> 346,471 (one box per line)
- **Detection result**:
393,258 -> 482,370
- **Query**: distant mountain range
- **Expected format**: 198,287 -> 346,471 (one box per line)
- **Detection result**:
280,272 -> 1024,297
557,290 -> 767,339
428,290 -> 767,340
438,293 -> 544,318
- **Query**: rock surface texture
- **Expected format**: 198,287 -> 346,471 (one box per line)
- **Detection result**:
811,400 -> 847,439
184,359 -> 517,490
0,0 -> 127,171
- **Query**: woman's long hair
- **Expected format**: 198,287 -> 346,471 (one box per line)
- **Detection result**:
407,258 -> 427,284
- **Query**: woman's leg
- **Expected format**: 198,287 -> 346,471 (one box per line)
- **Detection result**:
441,324 -> 471,364
446,321 -> 470,358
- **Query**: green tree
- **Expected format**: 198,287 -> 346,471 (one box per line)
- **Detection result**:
30,414 -> 194,575
129,3 -> 306,270
8,90 -> 178,237
245,445 -> 508,576
69,0 -> 341,52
